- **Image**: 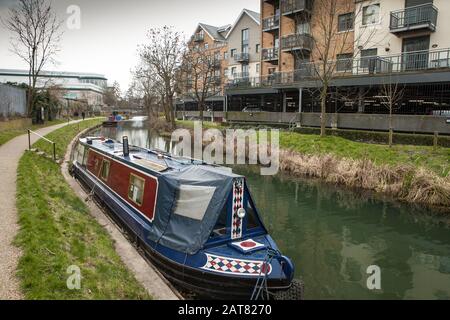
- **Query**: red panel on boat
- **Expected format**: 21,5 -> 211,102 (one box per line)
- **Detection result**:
86,149 -> 158,221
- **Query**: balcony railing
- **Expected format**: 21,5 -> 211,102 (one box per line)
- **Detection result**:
234,53 -> 250,62
390,4 -> 438,34
281,0 -> 313,15
281,33 -> 314,52
262,15 -> 280,31
225,48 -> 450,89
262,47 -> 279,61
193,33 -> 204,42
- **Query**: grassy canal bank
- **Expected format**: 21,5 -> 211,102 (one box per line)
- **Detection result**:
15,119 -> 150,299
0,119 -> 68,146
173,120 -> 450,211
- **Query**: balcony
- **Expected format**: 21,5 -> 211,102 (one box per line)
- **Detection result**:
193,33 -> 204,42
225,48 -> 450,90
390,4 -> 438,35
234,53 -> 250,63
262,15 -> 280,32
262,47 -> 279,62
281,0 -> 313,16
281,33 -> 313,52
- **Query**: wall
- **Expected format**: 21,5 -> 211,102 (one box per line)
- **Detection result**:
224,111 -> 450,134
227,12 -> 261,79
0,84 -> 27,118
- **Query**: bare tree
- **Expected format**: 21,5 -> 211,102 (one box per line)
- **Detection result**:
378,74 -> 404,147
132,65 -> 162,121
291,0 -> 376,136
181,45 -> 222,122
3,0 -> 63,116
138,26 -> 184,129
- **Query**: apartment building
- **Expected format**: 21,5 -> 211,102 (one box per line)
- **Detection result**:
226,9 -> 261,88
179,23 -> 231,111
225,0 -> 450,132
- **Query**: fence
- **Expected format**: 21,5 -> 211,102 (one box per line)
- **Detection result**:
0,84 -> 27,118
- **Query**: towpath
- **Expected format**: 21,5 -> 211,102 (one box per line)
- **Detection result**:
0,120 -> 81,299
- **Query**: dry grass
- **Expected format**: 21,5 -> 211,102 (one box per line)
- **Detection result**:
279,150 -> 450,210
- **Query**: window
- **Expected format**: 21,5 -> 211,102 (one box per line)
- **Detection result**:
128,173 -> 145,206
360,48 -> 378,69
256,63 -> 260,73
256,44 -> 260,53
100,159 -> 110,181
224,51 -> 229,60
362,4 -> 380,25
231,49 -> 236,58
173,185 -> 216,221
224,68 -> 229,77
231,67 -> 237,76
242,28 -> 249,42
296,22 -> 311,34
204,43 -> 209,50
338,12 -> 354,32
336,53 -> 353,72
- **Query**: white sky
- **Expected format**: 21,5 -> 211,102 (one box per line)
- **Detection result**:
0,0 -> 259,93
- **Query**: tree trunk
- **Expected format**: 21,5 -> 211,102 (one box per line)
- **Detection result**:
388,105 -> 393,147
320,87 -> 327,137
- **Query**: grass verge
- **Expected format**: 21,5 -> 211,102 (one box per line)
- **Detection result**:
0,119 -> 67,146
16,119 -> 150,299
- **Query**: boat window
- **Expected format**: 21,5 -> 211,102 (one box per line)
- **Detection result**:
173,185 -> 216,221
75,144 -> 85,165
211,204 -> 228,238
128,173 -> 145,206
246,200 -> 260,230
100,159 -> 110,181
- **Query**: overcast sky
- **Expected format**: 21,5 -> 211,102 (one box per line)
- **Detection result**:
0,0 -> 259,92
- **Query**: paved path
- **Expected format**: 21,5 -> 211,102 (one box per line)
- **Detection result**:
0,120 -> 80,299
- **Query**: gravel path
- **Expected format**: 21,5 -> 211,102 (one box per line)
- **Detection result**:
0,120 -> 80,300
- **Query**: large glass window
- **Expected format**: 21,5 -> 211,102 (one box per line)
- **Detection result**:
362,4 -> 380,25
242,28 -> 249,42
336,53 -> 353,72
338,12 -> 354,32
360,48 -> 378,69
128,174 -> 145,206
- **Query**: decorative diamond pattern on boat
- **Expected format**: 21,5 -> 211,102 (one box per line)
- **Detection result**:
231,178 -> 244,240
202,253 -> 272,276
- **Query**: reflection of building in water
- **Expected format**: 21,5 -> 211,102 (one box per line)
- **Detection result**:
404,250 -> 450,299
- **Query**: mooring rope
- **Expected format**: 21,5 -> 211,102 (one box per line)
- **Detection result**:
250,247 -> 281,300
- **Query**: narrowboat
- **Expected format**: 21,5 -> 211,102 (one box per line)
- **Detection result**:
70,136 -> 303,300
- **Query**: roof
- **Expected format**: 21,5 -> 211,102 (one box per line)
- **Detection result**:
197,23 -> 229,42
226,9 -> 261,39
0,69 -> 107,80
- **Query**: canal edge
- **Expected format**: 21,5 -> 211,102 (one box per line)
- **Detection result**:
61,126 -> 181,300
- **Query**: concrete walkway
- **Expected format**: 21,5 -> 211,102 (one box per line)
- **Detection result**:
0,120 -> 80,299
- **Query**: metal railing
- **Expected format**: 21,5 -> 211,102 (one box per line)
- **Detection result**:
390,4 -> 438,32
262,14 -> 280,31
281,33 -> 314,51
262,47 -> 279,61
281,0 -> 313,15
234,52 -> 250,62
226,48 -> 450,89
28,129 -> 57,161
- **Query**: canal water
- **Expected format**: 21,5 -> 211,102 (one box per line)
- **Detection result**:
97,118 -> 450,300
